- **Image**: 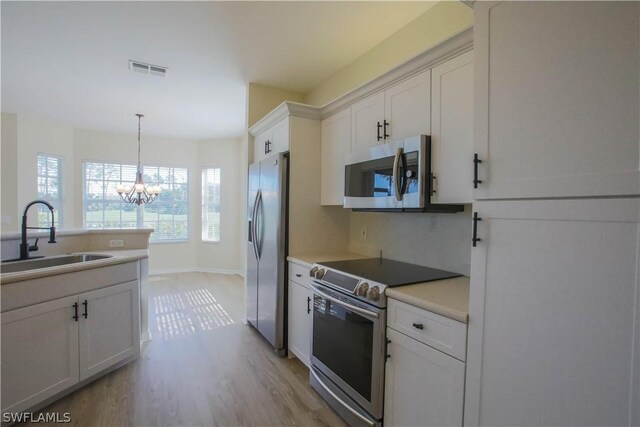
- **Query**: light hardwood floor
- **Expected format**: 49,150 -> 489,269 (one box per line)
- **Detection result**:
22,272 -> 346,427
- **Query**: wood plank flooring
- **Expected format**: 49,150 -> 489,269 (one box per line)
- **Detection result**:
22,272 -> 346,427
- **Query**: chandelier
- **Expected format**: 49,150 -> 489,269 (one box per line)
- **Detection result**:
116,114 -> 161,205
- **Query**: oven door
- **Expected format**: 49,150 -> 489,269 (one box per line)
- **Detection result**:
310,281 -> 385,420
344,136 -> 427,209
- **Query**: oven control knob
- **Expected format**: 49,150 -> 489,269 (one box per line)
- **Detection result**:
367,286 -> 380,301
309,267 -> 318,278
356,282 -> 369,296
315,269 -> 326,280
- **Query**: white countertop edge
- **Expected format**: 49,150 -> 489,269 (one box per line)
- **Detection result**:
385,288 -> 468,324
1,249 -> 149,285
1,228 -> 154,241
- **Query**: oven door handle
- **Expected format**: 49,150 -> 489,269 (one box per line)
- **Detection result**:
310,368 -> 376,427
311,283 -> 380,319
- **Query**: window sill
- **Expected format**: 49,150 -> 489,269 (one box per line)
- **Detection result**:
201,240 -> 221,244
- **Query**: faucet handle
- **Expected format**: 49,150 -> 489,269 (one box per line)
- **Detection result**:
28,238 -> 39,252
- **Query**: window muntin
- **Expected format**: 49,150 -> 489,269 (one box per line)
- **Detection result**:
36,154 -> 63,227
201,168 -> 221,242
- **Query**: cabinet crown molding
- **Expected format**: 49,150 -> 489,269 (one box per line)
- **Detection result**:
319,28 -> 473,119
249,101 -> 321,137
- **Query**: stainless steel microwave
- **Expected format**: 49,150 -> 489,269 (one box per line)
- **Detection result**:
344,135 -> 463,213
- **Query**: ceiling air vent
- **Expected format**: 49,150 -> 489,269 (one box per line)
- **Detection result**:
129,60 -> 168,77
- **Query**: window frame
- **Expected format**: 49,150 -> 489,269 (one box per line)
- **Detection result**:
82,159 -> 190,243
201,166 -> 222,243
36,153 -> 63,228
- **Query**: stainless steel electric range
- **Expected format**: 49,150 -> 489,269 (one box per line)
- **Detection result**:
308,258 -> 460,427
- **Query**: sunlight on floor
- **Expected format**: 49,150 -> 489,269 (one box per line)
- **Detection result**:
153,288 -> 235,341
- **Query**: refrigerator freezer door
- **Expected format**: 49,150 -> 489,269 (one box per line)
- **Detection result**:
256,154 -> 288,351
246,161 -> 261,327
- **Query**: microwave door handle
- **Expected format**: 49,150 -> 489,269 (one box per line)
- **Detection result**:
393,147 -> 403,201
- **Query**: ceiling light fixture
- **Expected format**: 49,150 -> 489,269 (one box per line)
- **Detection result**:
116,114 -> 161,205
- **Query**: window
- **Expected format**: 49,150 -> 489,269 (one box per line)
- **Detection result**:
36,154 -> 62,227
83,161 -> 189,241
202,168 -> 221,242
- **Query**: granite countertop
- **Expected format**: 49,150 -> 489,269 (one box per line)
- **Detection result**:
386,276 -> 470,323
0,249 -> 149,285
287,252 -> 369,268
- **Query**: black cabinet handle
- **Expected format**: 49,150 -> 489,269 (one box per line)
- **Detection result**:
296,273 -> 302,278
473,153 -> 483,188
73,302 -> 79,321
264,141 -> 267,155
377,121 -> 382,141
307,297 -> 311,314
82,300 -> 88,319
383,120 -> 389,140
385,338 -> 391,360
266,140 -> 272,154
472,212 -> 482,247
412,322 -> 424,330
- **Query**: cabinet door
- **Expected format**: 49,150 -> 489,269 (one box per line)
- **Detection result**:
351,91 -> 385,152
287,280 -> 312,367
271,116 -> 290,155
321,108 -> 351,205
385,328 -> 465,427
431,51 -> 473,204
253,128 -> 271,163
465,199 -> 640,427
474,2 -> 640,199
384,70 -> 431,142
1,296 -> 79,414
78,281 -> 140,381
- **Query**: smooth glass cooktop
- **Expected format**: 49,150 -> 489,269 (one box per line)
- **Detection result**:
318,258 -> 461,287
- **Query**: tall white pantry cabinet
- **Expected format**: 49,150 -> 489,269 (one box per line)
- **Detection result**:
466,2 -> 640,427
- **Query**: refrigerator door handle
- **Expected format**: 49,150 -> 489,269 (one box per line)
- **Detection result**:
254,190 -> 263,259
251,190 -> 260,260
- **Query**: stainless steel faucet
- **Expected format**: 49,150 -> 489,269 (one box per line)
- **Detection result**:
20,200 -> 57,260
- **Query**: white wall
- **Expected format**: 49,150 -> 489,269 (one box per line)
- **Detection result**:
348,207 -> 472,275
1,113 -> 243,273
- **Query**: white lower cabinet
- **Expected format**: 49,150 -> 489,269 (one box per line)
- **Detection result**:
287,279 -> 312,367
385,306 -> 466,427
1,279 -> 140,415
1,296 -> 80,415
79,281 -> 140,380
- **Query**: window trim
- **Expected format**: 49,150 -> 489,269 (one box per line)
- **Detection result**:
201,166 -> 222,243
82,159 -> 190,242
36,152 -> 63,228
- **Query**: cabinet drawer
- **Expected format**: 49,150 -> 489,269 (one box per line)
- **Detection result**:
288,262 -> 311,289
387,299 -> 466,361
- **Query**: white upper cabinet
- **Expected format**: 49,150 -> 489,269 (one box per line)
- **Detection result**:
384,70 -> 431,142
321,108 -> 351,206
253,117 -> 290,163
351,70 -> 431,153
351,91 -> 385,151
474,1 -> 640,199
431,51 -> 473,204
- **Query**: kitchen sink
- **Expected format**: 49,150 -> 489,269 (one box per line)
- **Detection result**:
0,254 -> 113,274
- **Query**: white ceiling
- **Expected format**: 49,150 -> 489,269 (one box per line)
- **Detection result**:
1,1 -> 436,140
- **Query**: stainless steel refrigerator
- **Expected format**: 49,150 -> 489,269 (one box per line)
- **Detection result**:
246,152 -> 288,356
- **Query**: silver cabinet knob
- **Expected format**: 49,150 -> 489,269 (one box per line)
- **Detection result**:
367,286 -> 380,301
356,282 -> 369,296
309,267 -> 318,277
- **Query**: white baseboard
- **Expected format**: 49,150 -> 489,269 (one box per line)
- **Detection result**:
150,267 -> 244,276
